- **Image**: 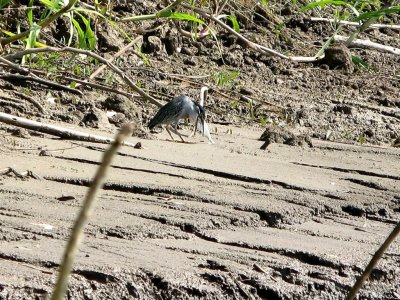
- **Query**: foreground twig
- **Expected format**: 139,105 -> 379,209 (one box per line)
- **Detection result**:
50,123 -> 133,300
4,47 -> 163,107
0,111 -> 138,147
346,221 -> 400,300
334,35 -> 400,55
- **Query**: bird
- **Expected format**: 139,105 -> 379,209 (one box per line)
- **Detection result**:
148,95 -> 206,142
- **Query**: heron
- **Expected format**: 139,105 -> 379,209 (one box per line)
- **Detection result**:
148,94 -> 206,142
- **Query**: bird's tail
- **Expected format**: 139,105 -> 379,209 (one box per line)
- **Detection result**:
148,116 -> 158,130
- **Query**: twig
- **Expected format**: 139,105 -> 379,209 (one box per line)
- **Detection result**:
0,0 -> 78,47
0,111 -> 139,147
182,3 -> 323,62
55,75 -> 136,98
12,90 -> 46,113
0,73 -> 84,95
309,17 -> 400,30
89,37 -> 142,80
334,35 -> 400,55
50,123 -> 133,300
4,47 -> 163,107
346,221 -> 400,300
0,56 -> 30,74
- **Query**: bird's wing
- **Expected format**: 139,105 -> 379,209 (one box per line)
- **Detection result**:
148,96 -> 186,129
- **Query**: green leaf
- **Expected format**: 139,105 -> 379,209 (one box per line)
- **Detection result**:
302,0 -> 358,15
351,55 -> 369,70
77,12 -> 95,50
0,0 -> 11,9
72,18 -> 86,49
158,11 -> 205,25
27,0 -> 34,25
303,0 -> 346,10
227,15 -> 240,32
39,0 -> 60,9
261,0 -> 268,7
355,6 -> 400,21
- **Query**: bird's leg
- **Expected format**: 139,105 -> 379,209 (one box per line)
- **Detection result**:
165,125 -> 175,141
174,123 -> 186,143
189,116 -> 199,138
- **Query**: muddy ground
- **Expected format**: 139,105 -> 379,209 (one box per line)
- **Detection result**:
0,0 -> 399,299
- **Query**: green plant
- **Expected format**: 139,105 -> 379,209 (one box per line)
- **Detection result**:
213,70 -> 238,87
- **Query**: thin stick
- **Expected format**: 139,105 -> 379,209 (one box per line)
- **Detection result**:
89,37 -> 142,80
56,75 -> 136,98
0,111 -> 138,147
0,73 -> 84,95
346,221 -> 400,300
4,47 -> 163,107
12,90 -> 46,113
182,4 -> 323,62
50,123 -> 133,300
309,17 -> 400,30
334,35 -> 400,55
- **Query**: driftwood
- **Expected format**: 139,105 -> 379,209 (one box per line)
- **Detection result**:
334,35 -> 400,55
0,112 -> 138,147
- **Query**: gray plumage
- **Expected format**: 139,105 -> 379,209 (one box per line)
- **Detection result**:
148,95 -> 205,142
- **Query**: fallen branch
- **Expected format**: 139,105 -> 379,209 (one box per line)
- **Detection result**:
334,35 -> 400,55
310,17 -> 400,30
346,221 -> 400,300
0,73 -> 84,95
0,112 -> 138,147
4,47 -> 163,107
50,123 -> 133,300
